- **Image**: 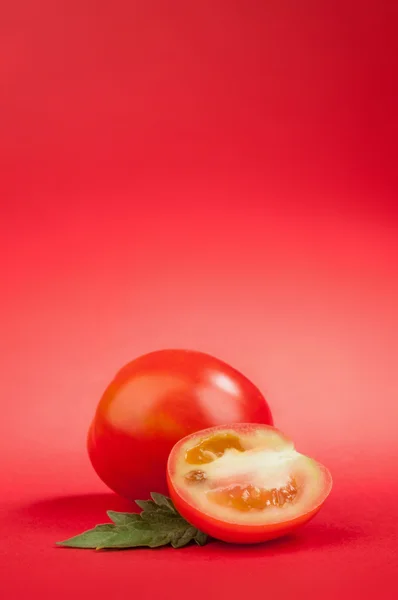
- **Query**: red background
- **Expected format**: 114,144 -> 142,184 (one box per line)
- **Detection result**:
1,1 -> 397,598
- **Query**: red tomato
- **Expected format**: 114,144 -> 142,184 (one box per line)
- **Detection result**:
87,350 -> 273,500
167,423 -> 332,544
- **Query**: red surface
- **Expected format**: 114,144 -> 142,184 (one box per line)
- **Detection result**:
1,1 -> 397,598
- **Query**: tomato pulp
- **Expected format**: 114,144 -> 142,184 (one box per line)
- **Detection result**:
167,423 -> 332,544
87,350 -> 273,500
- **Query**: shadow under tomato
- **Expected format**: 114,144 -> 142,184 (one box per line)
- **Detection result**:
12,493 -> 136,531
11,494 -> 363,557
204,521 -> 365,558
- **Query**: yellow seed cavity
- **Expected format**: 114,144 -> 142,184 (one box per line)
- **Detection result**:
185,433 -> 245,465
207,478 -> 298,511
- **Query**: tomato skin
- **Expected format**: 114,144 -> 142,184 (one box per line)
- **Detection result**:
167,423 -> 333,544
87,350 -> 273,500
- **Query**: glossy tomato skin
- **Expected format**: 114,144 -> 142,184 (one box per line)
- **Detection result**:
88,350 -> 273,500
167,423 -> 333,544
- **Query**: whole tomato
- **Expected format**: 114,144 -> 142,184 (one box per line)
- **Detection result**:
87,349 -> 273,500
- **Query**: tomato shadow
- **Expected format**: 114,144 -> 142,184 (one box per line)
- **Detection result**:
206,521 -> 365,557
11,494 -> 364,556
11,493 -> 137,533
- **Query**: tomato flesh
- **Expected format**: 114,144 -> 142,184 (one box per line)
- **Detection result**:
87,350 -> 273,500
167,423 -> 332,544
207,478 -> 298,511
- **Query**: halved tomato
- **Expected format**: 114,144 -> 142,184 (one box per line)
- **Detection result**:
167,423 -> 332,544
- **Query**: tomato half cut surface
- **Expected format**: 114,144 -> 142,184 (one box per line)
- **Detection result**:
167,423 -> 332,544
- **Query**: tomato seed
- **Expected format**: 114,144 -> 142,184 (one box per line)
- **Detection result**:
185,470 -> 207,483
208,479 -> 298,511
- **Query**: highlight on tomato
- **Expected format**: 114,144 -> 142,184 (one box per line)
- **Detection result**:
87,350 -> 273,500
167,423 -> 332,544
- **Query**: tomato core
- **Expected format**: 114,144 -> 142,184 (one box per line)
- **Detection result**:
184,432 -> 299,511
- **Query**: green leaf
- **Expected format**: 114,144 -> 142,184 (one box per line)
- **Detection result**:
92,524 -> 115,531
150,493 -> 177,513
194,530 -> 208,546
56,492 -> 209,550
134,499 -> 158,513
96,526 -> 163,549
57,524 -> 116,549
170,526 -> 198,549
106,511 -> 141,526
140,510 -> 181,525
